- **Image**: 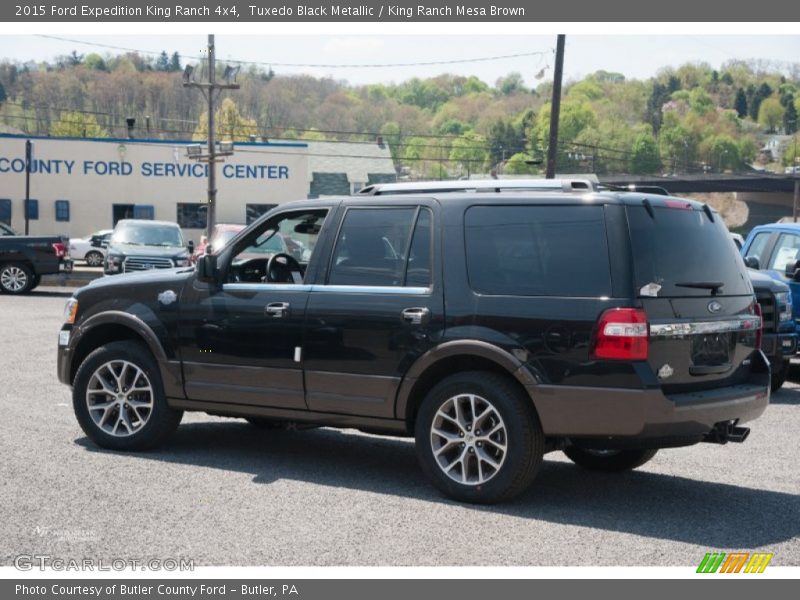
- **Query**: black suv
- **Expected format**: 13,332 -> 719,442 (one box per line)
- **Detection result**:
57,186 -> 770,503
104,219 -> 193,275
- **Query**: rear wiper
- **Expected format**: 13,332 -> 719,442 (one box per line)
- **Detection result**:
675,281 -> 724,294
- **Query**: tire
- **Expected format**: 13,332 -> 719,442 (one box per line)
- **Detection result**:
414,371 -> 544,504
72,341 -> 183,451
770,360 -> 790,392
0,262 -> 35,294
85,251 -> 104,267
30,274 -> 41,290
564,446 -> 658,472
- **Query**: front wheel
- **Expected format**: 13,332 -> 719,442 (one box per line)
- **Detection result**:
564,447 -> 658,472
414,371 -> 544,504
73,341 -> 183,451
0,262 -> 35,294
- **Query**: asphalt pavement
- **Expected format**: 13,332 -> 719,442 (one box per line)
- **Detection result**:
1,287 -> 798,566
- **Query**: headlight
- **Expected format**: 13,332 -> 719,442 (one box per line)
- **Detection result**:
105,255 -> 122,272
776,291 -> 793,322
175,258 -> 190,267
64,298 -> 79,324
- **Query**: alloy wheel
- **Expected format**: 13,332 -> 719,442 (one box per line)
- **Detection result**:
1,266 -> 28,292
85,360 -> 154,437
430,393 -> 508,485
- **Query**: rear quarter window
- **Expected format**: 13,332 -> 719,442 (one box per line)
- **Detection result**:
464,205 -> 612,297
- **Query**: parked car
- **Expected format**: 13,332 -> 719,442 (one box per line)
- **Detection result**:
58,185 -> 769,504
191,224 -> 244,263
741,223 -> 800,335
728,232 -> 796,390
103,220 -> 192,275
69,229 -> 112,267
0,223 -> 72,294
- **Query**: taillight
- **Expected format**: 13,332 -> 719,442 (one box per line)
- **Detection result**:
753,302 -> 763,349
52,242 -> 66,258
591,308 -> 649,361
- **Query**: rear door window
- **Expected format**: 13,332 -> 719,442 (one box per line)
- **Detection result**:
627,205 -> 750,297
328,207 -> 417,287
464,205 -> 612,297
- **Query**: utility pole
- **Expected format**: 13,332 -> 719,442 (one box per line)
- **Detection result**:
183,34 -> 239,236
546,34 -> 565,179
24,140 -> 31,235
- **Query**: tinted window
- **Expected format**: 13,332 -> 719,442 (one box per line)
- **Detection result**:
177,203 -> 207,229
744,232 -> 771,262
627,205 -> 750,297
406,209 -> 433,287
767,233 -> 800,271
55,200 -> 70,222
329,208 -> 416,286
465,205 -> 611,297
0,199 -> 11,225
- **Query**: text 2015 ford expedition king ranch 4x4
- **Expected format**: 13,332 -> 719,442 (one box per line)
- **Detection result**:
57,186 -> 770,503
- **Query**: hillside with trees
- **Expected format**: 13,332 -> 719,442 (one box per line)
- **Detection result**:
0,50 -> 798,178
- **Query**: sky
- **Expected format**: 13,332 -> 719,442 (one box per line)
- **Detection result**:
0,34 -> 798,86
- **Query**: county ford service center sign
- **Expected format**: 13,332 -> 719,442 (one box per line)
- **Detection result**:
0,134 -> 309,236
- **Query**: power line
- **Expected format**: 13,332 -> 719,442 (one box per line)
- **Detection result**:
35,34 -> 552,69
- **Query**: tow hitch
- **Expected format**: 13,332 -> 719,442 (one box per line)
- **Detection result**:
703,420 -> 750,444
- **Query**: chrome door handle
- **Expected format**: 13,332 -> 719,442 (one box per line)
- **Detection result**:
265,302 -> 290,318
401,307 -> 430,325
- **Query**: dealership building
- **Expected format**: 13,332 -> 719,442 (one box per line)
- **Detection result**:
0,133 -> 396,242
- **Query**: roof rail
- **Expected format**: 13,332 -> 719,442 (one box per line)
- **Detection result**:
355,178 -> 597,196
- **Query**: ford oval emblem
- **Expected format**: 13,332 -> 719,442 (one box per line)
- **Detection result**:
708,300 -> 723,314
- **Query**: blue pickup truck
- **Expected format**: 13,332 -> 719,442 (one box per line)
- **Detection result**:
739,223 -> 800,388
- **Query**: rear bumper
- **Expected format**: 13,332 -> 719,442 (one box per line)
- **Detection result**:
530,351 -> 770,441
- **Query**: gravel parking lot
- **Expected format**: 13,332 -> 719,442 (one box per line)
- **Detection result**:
1,287 -> 798,567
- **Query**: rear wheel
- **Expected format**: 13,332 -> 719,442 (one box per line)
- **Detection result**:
564,446 -> 658,472
771,360 -> 790,392
0,262 -> 34,294
414,371 -> 544,504
73,341 -> 183,451
85,251 -> 104,267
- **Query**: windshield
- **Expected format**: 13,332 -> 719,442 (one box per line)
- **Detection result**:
112,223 -> 184,247
627,205 -> 751,297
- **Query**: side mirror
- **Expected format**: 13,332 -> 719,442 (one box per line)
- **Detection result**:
196,253 -> 218,283
744,256 -> 760,270
786,260 -> 800,281
187,240 -> 195,253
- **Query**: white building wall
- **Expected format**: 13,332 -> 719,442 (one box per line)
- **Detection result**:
0,135 -> 310,242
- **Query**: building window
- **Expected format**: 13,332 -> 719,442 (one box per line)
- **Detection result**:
133,205 -> 155,220
55,200 -> 70,222
246,203 -> 277,225
24,199 -> 38,220
0,199 -> 10,225
177,203 -> 208,229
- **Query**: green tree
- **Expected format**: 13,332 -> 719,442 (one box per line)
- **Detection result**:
380,121 -> 403,161
449,131 -> 488,175
734,88 -> 748,118
495,72 -> 526,96
169,52 -> 181,72
784,97 -> 798,134
192,98 -> 258,142
504,152 -> 540,174
630,132 -> 660,174
83,53 -> 107,71
155,51 -> 170,72
758,97 -> 784,132
0,81 -> 6,104
782,138 -> 800,167
705,135 -> 741,171
51,112 -> 108,138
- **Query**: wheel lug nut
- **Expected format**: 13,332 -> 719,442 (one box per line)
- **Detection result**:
476,430 -> 481,435
468,447 -> 475,453
466,425 -> 472,432
477,441 -> 483,447
459,432 -> 464,437
460,442 -> 465,448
